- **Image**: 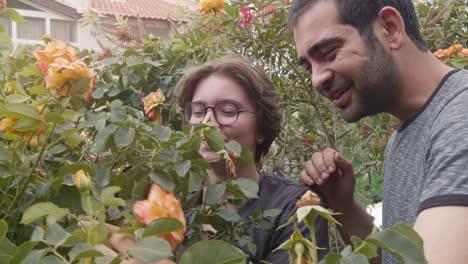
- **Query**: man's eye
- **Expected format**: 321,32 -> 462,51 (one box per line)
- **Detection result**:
323,47 -> 337,60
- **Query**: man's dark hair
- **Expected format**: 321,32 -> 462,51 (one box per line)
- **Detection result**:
288,0 -> 428,51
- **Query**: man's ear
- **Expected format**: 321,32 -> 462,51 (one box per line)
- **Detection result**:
375,6 -> 405,50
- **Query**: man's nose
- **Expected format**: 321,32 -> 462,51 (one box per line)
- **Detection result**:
311,66 -> 333,95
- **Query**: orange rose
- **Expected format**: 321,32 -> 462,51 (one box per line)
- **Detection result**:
296,190 -> 321,208
142,89 -> 165,122
44,58 -> 96,101
0,117 -> 46,147
33,40 -> 78,74
74,170 -> 91,192
133,184 -> 186,250
461,49 -> 468,58
199,0 -> 224,14
0,0 -> 6,9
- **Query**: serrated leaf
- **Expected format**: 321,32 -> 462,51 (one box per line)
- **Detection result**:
20,202 -> 70,225
45,223 -> 70,248
231,178 -> 258,199
143,218 -> 185,237
205,183 -> 226,205
175,160 -> 190,177
114,127 -> 135,148
45,112 -> 65,124
5,103 -> 41,120
204,127 -> 224,152
6,94 -> 30,104
0,220 -> 7,238
179,240 -> 246,264
366,224 -> 426,264
31,227 -> 44,242
10,241 -> 37,264
153,124 -> 172,142
69,244 -> 104,262
128,237 -> 173,263
101,186 -> 121,200
216,209 -> 241,222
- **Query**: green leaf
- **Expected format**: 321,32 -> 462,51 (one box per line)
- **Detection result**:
182,133 -> 202,152
323,252 -> 342,264
231,178 -> 258,199
225,141 -> 241,156
143,218 -> 185,237
58,164 -> 94,178
366,224 -> 426,264
205,183 -> 226,205
340,254 -> 370,264
216,208 -> 241,222
12,118 -> 42,132
128,237 -> 173,263
263,209 -> 282,218
69,244 -> 104,262
59,129 -> 83,146
10,241 -> 38,264
179,240 -> 247,264
102,197 -> 126,207
20,249 -> 50,264
39,255 -> 67,264
114,127 -> 135,148
101,186 -> 121,200
238,145 -> 254,166
153,124 -> 172,142
27,85 -> 49,96
20,202 -> 70,225
0,220 -> 7,238
31,227 -> 44,242
188,171 -> 204,192
351,236 -> 378,259
45,112 -> 65,124
4,9 -> 25,22
204,127 -> 224,152
94,125 -> 117,152
5,103 -> 41,120
6,94 -> 31,104
0,146 -> 11,161
45,223 -> 70,248
175,160 -> 191,177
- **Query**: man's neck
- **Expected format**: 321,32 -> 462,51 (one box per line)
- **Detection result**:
392,50 -> 453,122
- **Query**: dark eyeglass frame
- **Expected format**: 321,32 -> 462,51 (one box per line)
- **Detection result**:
183,102 -> 256,125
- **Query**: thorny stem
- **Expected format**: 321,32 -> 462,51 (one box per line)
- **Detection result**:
6,123 -> 57,217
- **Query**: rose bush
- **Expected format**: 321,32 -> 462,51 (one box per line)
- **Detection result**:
0,0 -> 466,263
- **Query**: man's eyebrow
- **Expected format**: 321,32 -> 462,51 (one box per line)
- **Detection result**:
307,37 -> 344,58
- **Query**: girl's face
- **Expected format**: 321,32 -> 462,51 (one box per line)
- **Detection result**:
190,74 -> 260,162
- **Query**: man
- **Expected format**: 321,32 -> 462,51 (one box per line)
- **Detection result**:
288,0 -> 468,263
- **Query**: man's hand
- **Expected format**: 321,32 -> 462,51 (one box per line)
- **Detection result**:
300,148 -> 374,244
300,148 -> 356,209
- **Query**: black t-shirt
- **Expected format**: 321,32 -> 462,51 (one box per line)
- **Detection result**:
240,173 -> 329,263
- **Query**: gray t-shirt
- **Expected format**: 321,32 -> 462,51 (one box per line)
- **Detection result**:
383,69 -> 468,263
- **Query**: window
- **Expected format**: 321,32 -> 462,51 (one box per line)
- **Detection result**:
51,19 -> 77,43
17,16 -> 45,40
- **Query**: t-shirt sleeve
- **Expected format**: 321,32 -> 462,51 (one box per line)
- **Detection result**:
420,90 -> 468,212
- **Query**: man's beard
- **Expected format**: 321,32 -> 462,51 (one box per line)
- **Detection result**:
342,39 -> 402,123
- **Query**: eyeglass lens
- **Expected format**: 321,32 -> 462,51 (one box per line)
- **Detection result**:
184,102 -> 240,125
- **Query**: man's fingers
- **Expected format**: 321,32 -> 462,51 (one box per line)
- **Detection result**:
311,152 -> 329,183
303,160 -> 323,185
300,169 -> 315,186
334,152 -> 353,176
323,148 -> 337,173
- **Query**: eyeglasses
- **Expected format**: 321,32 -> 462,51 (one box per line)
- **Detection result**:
183,102 -> 256,125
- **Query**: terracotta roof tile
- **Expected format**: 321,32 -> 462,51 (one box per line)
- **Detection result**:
90,0 -> 188,21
